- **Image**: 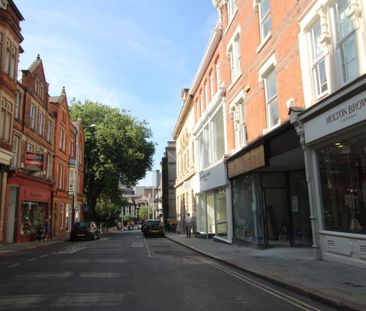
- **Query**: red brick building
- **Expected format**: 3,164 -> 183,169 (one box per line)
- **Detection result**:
50,88 -> 85,238
218,0 -> 312,247
0,0 -> 23,243
6,55 -> 54,242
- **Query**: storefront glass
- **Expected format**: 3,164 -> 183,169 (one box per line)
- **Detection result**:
289,171 -> 312,246
318,136 -> 366,234
215,188 -> 227,237
207,194 -> 215,234
21,201 -> 48,236
198,195 -> 206,233
232,174 -> 264,245
197,189 -> 228,237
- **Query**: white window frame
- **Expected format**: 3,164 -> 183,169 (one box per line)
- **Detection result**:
29,103 -> 36,129
46,153 -> 52,179
204,81 -> 209,107
310,18 -> 329,99
200,91 -> 204,114
227,27 -> 241,84
259,54 -> 279,131
230,90 -> 247,151
215,59 -> 221,90
58,163 -> 64,190
334,0 -> 359,83
209,71 -> 214,98
0,96 -> 13,143
196,106 -> 225,171
69,168 -> 76,192
59,128 -> 66,151
15,91 -> 21,119
227,0 -> 238,22
11,135 -> 20,167
46,120 -> 52,142
256,0 -> 271,41
38,111 -> 44,135
298,0 -> 365,107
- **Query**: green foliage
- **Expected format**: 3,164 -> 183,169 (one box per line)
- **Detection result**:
94,198 -> 119,225
70,100 -> 156,218
138,206 -> 154,220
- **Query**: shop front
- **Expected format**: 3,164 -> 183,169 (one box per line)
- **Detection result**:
0,149 -> 12,242
195,161 -> 232,243
227,124 -> 312,248
291,76 -> 366,267
7,174 -> 51,242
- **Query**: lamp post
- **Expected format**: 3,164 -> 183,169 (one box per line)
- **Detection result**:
72,120 -> 95,225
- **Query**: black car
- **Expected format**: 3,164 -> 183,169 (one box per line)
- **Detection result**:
143,219 -> 165,238
70,221 -> 101,241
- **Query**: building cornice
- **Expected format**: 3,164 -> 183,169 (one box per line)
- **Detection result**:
190,21 -> 222,95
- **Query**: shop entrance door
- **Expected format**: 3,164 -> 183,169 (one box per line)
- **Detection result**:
6,186 -> 18,243
263,187 -> 291,246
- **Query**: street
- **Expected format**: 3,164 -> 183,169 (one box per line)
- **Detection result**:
0,231 -> 338,311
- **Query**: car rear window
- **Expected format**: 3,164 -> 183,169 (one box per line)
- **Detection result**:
147,221 -> 160,226
73,222 -> 89,230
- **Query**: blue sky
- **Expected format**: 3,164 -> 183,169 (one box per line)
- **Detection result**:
15,0 -> 218,185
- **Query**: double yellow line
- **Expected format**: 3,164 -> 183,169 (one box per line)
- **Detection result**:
212,262 -> 321,311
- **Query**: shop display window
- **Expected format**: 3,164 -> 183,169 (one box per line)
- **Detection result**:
318,136 -> 366,234
21,201 -> 47,235
232,174 -> 264,245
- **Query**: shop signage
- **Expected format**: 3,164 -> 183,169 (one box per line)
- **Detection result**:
304,90 -> 366,143
25,152 -> 44,172
227,144 -> 265,178
24,188 -> 49,202
199,162 -> 226,192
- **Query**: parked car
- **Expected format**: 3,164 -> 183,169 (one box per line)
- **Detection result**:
70,221 -> 101,241
143,219 -> 165,238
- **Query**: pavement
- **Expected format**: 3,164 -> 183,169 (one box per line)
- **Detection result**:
1,231 -> 365,311
164,233 -> 366,311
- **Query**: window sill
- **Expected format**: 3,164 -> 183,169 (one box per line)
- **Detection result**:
262,121 -> 281,135
228,73 -> 242,92
256,33 -> 272,54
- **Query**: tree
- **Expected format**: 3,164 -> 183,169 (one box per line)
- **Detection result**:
70,100 -> 155,219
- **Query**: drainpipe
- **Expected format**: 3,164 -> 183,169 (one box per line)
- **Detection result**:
289,108 -> 322,260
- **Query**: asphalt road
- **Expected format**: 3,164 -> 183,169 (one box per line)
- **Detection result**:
0,231 -> 338,311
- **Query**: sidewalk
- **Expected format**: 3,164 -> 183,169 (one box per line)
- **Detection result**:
165,233 -> 366,311
0,238 -> 66,255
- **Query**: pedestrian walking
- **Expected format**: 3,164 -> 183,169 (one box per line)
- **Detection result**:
184,213 -> 193,238
41,219 -> 48,241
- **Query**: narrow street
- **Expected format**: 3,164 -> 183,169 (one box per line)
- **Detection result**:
0,231 -> 337,311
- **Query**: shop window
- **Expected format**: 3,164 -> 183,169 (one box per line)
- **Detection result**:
21,201 -> 48,236
232,174 -> 264,245
318,136 -> 366,234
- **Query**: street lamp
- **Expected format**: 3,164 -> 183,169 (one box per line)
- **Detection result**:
72,120 -> 96,225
